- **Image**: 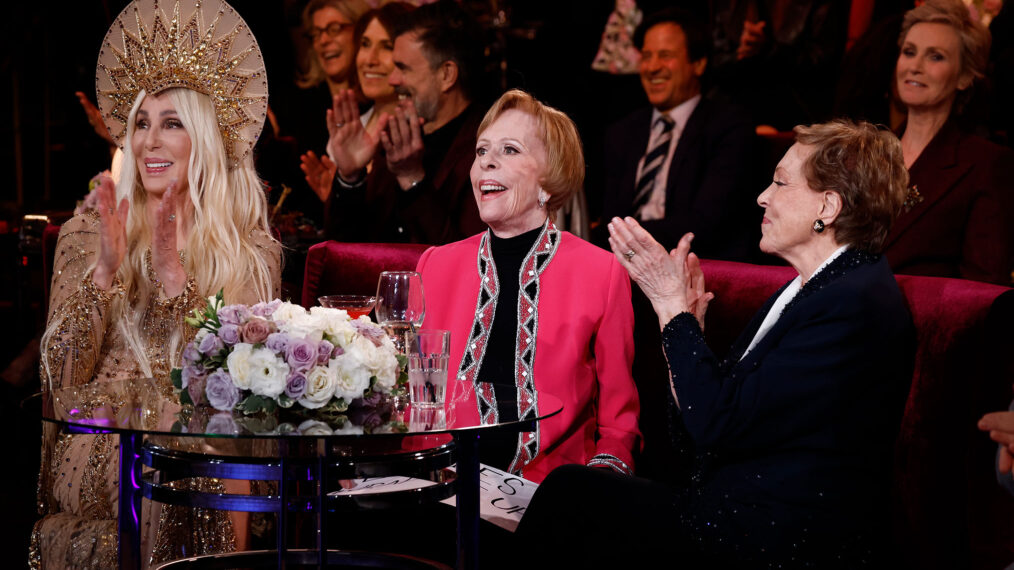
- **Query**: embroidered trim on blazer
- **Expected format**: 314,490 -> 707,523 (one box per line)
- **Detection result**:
454,219 -> 560,476
587,453 -> 633,475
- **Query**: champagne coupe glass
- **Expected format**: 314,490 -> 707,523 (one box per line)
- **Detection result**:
318,295 -> 378,318
375,271 -> 426,352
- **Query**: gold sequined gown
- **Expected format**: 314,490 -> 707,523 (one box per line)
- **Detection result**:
30,211 -> 281,569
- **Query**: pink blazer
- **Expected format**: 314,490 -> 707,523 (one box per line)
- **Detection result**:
417,225 -> 640,482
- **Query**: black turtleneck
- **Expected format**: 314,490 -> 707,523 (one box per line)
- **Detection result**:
476,225 -> 542,468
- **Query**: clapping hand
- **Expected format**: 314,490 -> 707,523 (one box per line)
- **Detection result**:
92,175 -> 128,291
979,411 -> 1014,478
76,91 -> 115,147
379,100 -> 426,190
325,89 -> 381,182
608,217 -> 713,330
299,151 -> 338,202
737,20 -> 766,60
150,181 -> 188,297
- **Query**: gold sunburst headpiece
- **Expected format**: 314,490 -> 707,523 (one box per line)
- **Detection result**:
95,0 -> 268,166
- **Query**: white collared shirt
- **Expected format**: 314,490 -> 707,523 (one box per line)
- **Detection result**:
740,245 -> 850,360
636,94 -> 701,221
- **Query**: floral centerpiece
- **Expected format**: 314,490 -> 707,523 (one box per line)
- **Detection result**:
171,292 -> 406,414
172,390 -> 406,436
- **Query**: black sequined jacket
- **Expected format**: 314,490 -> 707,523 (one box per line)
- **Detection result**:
663,251 -> 915,567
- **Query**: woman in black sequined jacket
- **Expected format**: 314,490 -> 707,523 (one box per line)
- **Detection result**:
517,120 -> 915,568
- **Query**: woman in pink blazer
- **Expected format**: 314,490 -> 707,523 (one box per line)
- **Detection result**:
417,90 -> 640,482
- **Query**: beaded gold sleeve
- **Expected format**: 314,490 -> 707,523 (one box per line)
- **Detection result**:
41,212 -> 122,392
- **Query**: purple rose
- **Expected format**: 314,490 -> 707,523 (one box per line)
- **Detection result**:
347,396 -> 387,429
286,338 -> 318,372
205,369 -> 241,411
180,363 -> 206,389
317,340 -> 334,365
218,304 -> 251,326
352,320 -> 386,347
284,370 -> 308,399
182,342 -> 201,363
251,299 -> 282,318
198,333 -> 224,356
219,324 -> 241,345
241,317 -> 275,344
332,345 -> 345,358
187,373 -> 207,405
206,412 -> 239,435
265,332 -> 289,354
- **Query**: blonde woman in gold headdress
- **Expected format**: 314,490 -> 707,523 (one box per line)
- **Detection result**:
30,1 -> 280,567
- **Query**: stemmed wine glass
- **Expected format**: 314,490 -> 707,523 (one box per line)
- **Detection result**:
375,271 -> 425,352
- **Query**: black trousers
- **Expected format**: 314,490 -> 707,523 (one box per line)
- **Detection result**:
512,464 -> 701,569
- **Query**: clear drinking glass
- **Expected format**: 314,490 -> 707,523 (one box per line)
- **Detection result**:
375,271 -> 426,352
405,329 -> 451,408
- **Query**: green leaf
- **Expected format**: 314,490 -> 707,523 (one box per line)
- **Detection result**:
237,394 -> 278,415
319,398 -> 350,414
170,421 -> 183,433
170,368 -> 183,389
236,395 -> 261,414
179,388 -> 194,406
395,354 -> 409,387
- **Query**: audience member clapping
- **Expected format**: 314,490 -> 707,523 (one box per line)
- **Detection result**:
323,0 -> 485,244
300,2 -> 412,201
274,0 -> 368,216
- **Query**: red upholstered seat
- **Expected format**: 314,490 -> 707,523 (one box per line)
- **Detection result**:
695,259 -> 1014,569
301,241 -> 431,308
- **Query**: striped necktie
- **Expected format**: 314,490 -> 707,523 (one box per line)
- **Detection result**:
632,115 -> 675,215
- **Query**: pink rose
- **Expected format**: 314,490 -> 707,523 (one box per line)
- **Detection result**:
241,317 -> 275,345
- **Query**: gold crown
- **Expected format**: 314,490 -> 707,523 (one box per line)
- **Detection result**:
96,0 -> 268,166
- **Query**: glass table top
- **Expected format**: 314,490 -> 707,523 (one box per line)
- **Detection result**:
38,378 -> 562,439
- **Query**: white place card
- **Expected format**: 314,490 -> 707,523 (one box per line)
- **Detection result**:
327,463 -> 539,532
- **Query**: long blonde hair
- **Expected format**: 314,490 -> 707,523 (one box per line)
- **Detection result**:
46,87 -> 277,379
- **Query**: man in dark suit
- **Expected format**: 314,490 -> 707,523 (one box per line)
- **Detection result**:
597,8 -> 758,261
594,8 -> 761,482
324,0 -> 485,244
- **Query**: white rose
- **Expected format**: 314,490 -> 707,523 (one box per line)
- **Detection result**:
226,343 -> 255,390
297,419 -> 333,436
271,302 -> 307,324
298,365 -> 337,409
279,312 -> 324,343
310,307 -> 357,347
330,352 -> 372,402
247,347 -> 289,398
353,336 -> 398,391
333,423 -> 364,435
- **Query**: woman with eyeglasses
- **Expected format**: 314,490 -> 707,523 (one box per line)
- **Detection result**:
273,0 -> 369,217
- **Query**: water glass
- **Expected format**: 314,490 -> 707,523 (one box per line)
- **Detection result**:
405,329 -> 450,408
